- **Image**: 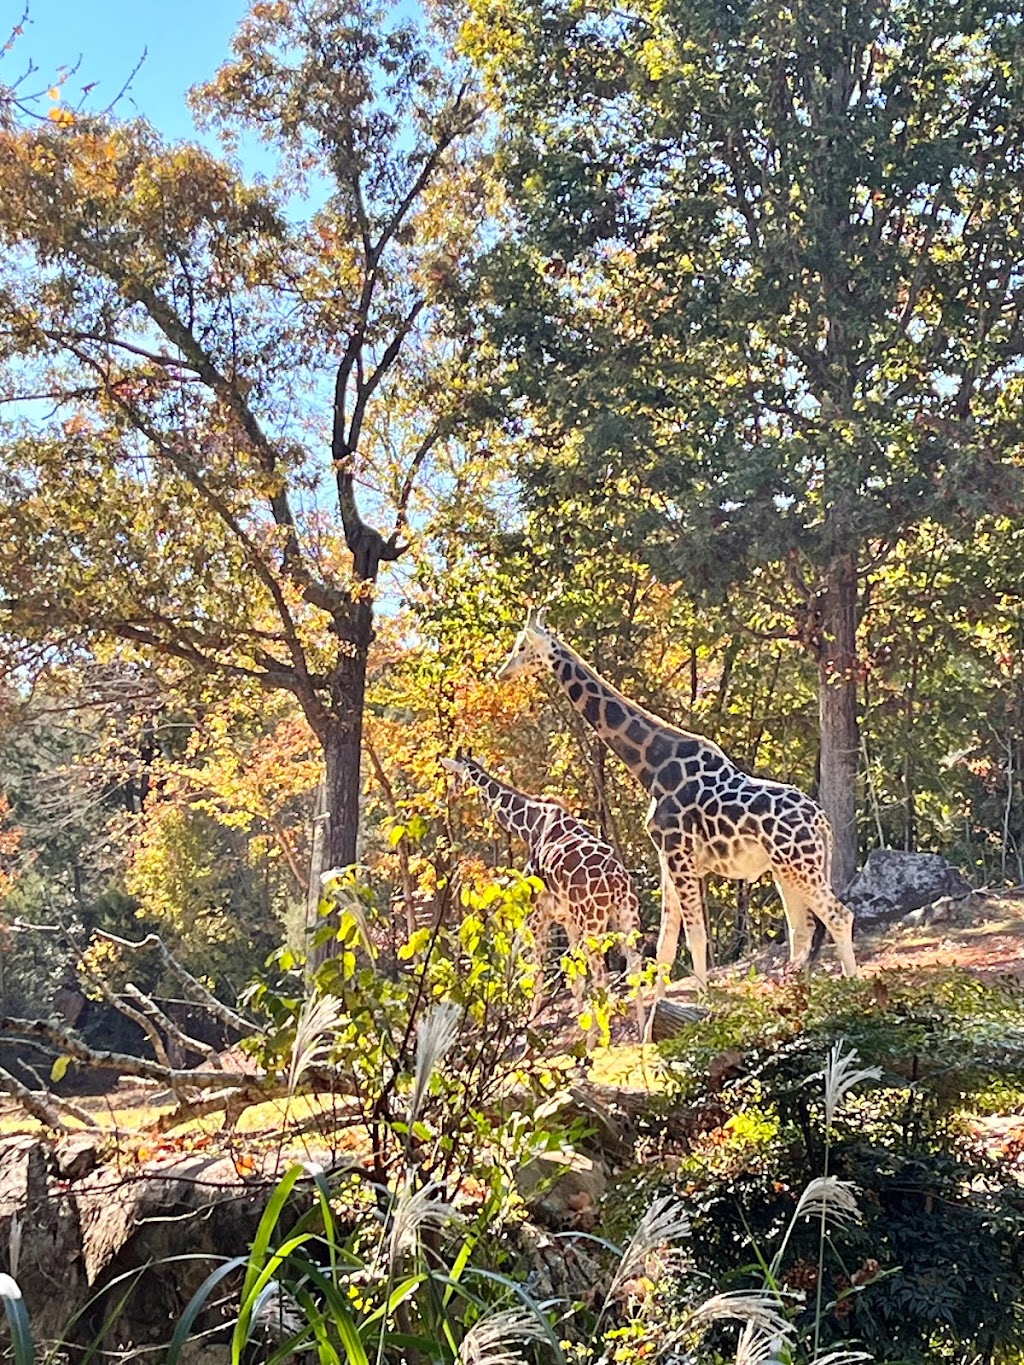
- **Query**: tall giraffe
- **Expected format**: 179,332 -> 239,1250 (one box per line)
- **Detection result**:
440,751 -> 645,1035
496,610 -> 856,1017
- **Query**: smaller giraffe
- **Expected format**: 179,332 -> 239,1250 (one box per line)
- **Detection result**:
440,751 -> 645,1037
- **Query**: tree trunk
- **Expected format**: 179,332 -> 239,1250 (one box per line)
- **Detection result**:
817,553 -> 859,892
307,591 -> 374,967
304,778 -> 328,971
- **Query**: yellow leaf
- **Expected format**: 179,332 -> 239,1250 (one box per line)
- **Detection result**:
47,86 -> 59,100
50,1055 -> 72,1083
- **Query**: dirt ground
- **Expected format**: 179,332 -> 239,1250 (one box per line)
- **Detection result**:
660,890 -> 1024,999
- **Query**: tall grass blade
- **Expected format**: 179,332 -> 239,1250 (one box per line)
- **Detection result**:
0,1273 -> 34,1365
241,1165 -> 305,1304
167,1257 -> 249,1365
286,1255 -> 370,1365
233,1232 -> 314,1364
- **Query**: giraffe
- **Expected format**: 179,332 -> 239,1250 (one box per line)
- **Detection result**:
440,750 -> 646,1036
496,609 -> 857,1026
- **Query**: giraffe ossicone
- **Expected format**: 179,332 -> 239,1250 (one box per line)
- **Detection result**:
440,751 -> 645,1040
497,611 -> 857,1026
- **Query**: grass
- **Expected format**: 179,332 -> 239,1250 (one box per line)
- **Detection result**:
0,1091 -> 361,1140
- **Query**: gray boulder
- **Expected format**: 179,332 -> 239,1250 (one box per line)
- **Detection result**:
844,850 -> 973,923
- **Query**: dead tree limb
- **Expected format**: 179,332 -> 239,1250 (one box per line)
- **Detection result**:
122,984 -> 223,1068
0,1016 -> 249,1090
76,965 -> 174,1071
0,1063 -> 70,1131
93,930 -> 253,1034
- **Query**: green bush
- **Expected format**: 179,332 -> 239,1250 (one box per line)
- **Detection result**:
649,970 -> 1024,1364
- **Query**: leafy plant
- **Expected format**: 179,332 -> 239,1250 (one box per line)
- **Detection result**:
648,971 -> 1024,1363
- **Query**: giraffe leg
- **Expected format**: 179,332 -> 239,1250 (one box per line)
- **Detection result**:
774,877 -> 817,970
528,892 -> 557,1021
673,869 -> 709,993
560,913 -> 603,1046
612,897 -> 646,1040
646,860 -> 706,1041
805,885 -> 857,977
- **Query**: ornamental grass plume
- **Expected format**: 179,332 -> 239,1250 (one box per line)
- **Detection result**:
607,1193 -> 692,1300
793,1176 -> 862,1228
456,1305 -> 549,1365
733,1318 -> 791,1365
690,1289 -> 796,1341
286,991 -> 345,1095
386,1174 -> 462,1264
409,1000 -> 462,1122
818,1042 -> 882,1129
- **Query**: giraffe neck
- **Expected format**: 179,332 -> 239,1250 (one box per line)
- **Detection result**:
545,638 -> 726,791
460,761 -> 551,847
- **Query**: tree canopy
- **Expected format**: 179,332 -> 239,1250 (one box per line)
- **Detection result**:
463,0 -> 1024,882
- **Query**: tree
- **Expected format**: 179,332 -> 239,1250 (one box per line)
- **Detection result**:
0,0 -> 483,885
465,0 -> 1024,885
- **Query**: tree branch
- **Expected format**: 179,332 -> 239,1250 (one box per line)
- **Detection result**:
0,1063 -> 71,1131
91,929 -> 255,1035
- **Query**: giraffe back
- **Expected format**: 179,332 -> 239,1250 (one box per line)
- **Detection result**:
530,804 -> 640,937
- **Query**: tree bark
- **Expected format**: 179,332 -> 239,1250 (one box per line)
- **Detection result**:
817,552 -> 860,892
310,589 -> 374,967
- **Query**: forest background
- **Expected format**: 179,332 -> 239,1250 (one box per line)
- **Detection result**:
1,0 -> 1023,1017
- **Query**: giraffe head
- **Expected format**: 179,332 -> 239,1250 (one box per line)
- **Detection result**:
496,607 -> 558,681
439,746 -> 472,782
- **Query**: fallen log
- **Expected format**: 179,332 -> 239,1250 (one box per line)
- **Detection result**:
649,998 -> 710,1042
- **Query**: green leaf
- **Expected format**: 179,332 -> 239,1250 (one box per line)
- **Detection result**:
398,927 -> 431,960
167,1257 -> 248,1365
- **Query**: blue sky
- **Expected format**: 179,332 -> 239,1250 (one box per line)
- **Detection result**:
12,0 -> 250,138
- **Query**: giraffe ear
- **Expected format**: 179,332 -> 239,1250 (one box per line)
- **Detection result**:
535,605 -> 549,629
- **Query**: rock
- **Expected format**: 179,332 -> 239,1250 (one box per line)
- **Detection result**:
515,1151 -> 608,1228
54,1134 -> 100,1181
513,1219 -> 604,1303
844,850 -> 973,924
0,1135 -> 313,1357
0,1137 -> 87,1346
52,987 -> 87,1028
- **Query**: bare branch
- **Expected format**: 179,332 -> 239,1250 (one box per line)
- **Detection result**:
92,929 -> 255,1035
0,1015 -> 249,1090
122,984 -> 223,1068
0,1063 -> 70,1131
